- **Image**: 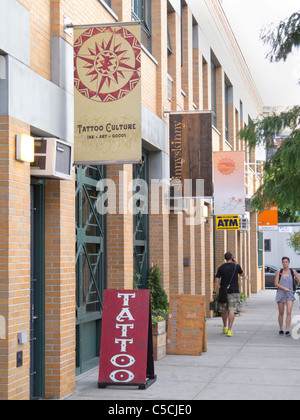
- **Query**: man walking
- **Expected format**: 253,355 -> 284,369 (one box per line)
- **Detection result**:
213,252 -> 245,337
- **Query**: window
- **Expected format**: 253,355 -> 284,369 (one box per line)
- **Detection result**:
258,231 -> 264,268
224,76 -> 233,144
167,73 -> 173,102
132,0 -> 152,53
211,61 -> 217,127
0,53 -> 7,81
225,81 -> 229,142
264,239 -> 271,252
248,116 -> 253,163
103,0 -> 111,6
167,25 -> 172,54
239,100 -> 243,122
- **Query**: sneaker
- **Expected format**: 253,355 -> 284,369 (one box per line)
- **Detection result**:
279,330 -> 284,336
222,327 -> 228,334
285,331 -> 291,337
227,329 -> 233,337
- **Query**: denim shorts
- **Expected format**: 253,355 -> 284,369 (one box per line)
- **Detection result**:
219,293 -> 240,313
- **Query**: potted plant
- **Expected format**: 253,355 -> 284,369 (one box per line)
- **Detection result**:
147,265 -> 169,361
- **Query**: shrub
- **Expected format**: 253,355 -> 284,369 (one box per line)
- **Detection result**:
147,265 -> 169,316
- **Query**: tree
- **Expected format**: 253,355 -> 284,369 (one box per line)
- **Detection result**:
240,105 -> 300,212
260,11 -> 300,63
287,232 -> 300,255
278,207 -> 300,223
239,10 -> 300,212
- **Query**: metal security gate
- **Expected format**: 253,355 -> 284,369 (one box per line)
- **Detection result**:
133,150 -> 149,289
75,166 -> 106,375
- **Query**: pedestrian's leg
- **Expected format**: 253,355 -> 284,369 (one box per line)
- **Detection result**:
227,294 -> 237,334
286,301 -> 293,332
228,311 -> 235,331
221,311 -> 228,329
278,303 -> 284,331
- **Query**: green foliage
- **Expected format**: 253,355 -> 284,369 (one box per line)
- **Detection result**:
287,231 -> 300,255
278,208 -> 300,223
240,292 -> 248,305
133,270 -> 141,290
147,265 -> 169,316
260,11 -> 300,63
239,106 -> 300,212
152,315 -> 164,325
239,106 -> 300,149
241,11 -> 300,212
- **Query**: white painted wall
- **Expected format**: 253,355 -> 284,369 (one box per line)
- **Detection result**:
264,224 -> 300,269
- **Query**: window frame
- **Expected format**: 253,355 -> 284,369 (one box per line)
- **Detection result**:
211,61 -> 217,127
132,0 -> 152,53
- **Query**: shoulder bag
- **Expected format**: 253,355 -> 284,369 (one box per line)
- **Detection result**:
218,264 -> 237,304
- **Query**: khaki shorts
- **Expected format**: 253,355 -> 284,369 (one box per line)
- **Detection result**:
219,293 -> 240,313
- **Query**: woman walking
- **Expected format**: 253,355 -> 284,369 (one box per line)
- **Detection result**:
275,257 -> 300,336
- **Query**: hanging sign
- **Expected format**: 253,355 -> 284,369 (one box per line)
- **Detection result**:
167,295 -> 206,356
74,22 -> 142,164
258,206 -> 278,231
169,111 -> 213,197
216,215 -> 240,230
98,289 -> 156,390
213,151 -> 245,215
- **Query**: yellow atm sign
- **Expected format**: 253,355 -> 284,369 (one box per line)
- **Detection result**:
216,215 -> 239,230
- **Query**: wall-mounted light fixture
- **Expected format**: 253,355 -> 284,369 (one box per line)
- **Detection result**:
15,134 -> 35,163
203,204 -> 209,223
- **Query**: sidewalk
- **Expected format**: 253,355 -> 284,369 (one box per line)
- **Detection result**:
66,290 -> 300,400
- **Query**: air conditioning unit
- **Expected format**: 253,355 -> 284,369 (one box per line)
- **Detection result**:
239,217 -> 249,230
30,138 -> 73,180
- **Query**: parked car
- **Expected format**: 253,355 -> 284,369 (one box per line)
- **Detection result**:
265,266 -> 300,289
265,265 -> 278,288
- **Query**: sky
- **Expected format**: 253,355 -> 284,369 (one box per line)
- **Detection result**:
222,0 -> 300,107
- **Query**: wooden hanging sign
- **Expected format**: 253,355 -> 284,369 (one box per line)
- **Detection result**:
167,295 -> 206,356
98,289 -> 156,389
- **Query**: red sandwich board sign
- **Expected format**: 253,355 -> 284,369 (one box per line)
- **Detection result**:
98,289 -> 156,390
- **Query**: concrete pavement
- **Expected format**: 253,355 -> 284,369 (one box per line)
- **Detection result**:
66,290 -> 300,400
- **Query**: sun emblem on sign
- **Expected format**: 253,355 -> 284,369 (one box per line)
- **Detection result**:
74,26 -> 141,102
218,158 -> 236,175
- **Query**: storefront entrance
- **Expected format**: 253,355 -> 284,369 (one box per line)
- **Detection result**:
75,166 -> 106,375
30,180 -> 45,399
133,150 -> 149,288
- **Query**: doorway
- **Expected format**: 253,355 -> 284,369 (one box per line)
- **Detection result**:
75,166 -> 106,375
30,180 -> 45,399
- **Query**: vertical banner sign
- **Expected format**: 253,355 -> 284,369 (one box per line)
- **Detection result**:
98,290 -> 156,390
213,151 -> 245,215
74,23 -> 142,164
169,112 -> 213,197
167,295 -> 206,356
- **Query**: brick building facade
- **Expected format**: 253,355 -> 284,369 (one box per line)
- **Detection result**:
0,0 -> 264,399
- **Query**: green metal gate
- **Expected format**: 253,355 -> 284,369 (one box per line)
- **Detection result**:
133,151 -> 149,289
75,166 -> 106,375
